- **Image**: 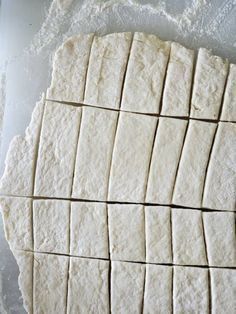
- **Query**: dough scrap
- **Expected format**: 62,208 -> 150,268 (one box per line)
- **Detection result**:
221,64 -> 236,122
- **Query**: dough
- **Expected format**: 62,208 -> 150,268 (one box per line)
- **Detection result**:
108,112 -> 157,203
190,48 -> 228,119
221,64 -> 236,122
84,32 -> 132,109
172,120 -> 217,208
145,206 -> 172,263
121,32 -> 170,114
34,101 -> 81,198
33,199 -> 70,255
108,204 -> 145,262
70,202 -> 109,259
161,42 -> 194,117
72,107 -> 118,201
146,117 -> 187,204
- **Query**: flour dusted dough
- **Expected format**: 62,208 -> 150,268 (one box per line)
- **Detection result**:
145,206 -> 172,263
221,64 -> 236,121
162,42 -> 194,117
34,101 -> 81,198
72,107 -> 118,201
84,32 -> 132,109
108,112 -> 157,202
70,202 -> 109,259
67,257 -> 109,313
111,261 -> 145,314
47,34 -> 94,103
173,120 -> 217,208
121,32 -> 170,114
190,48 -> 228,119
146,117 -> 187,204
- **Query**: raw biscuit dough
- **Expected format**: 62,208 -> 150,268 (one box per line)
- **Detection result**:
221,64 -> 236,121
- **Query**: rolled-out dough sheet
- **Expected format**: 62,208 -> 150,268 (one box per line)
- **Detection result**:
70,202 -> 109,259
108,112 -> 157,203
203,212 -> 236,267
210,268 -> 236,314
72,107 -> 118,201
172,120 -> 217,208
120,32 -> 170,114
84,32 -> 132,109
145,206 -> 172,264
173,266 -> 209,314
34,101 -> 81,198
0,96 -> 44,196
47,34 -> 94,103
221,64 -> 236,122
190,48 -> 228,120
0,197 -> 32,251
203,122 -> 236,211
161,42 -> 194,117
33,199 -> 70,255
67,257 -> 109,313
33,253 -> 69,314
172,208 -> 207,265
108,204 -> 145,262
146,117 -> 187,204
111,261 -> 145,314
143,264 -> 172,314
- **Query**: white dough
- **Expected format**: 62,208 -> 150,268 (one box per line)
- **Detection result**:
221,64 -> 236,121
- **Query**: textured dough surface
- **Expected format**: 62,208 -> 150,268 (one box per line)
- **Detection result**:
221,64 -> 236,121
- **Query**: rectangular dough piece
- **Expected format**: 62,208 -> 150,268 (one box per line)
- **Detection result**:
210,268 -> 236,314
108,112 -> 157,203
47,34 -> 94,103
203,122 -> 236,211
145,206 -> 172,264
161,42 -> 194,117
143,264 -> 172,314
33,199 -> 70,255
173,266 -> 209,314
203,212 -> 236,267
72,107 -> 118,201
34,253 -> 69,314
34,101 -> 81,198
121,32 -> 170,114
70,202 -> 109,259
111,261 -> 145,314
190,48 -> 228,119
172,120 -> 217,208
84,32 -> 132,109
172,208 -> 207,265
146,117 -> 187,204
221,64 -> 236,121
67,257 -> 109,314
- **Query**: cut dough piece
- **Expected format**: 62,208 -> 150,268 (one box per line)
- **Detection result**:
172,208 -> 207,265
146,117 -> 187,204
72,107 -> 118,201
173,266 -> 209,314
70,202 -> 109,259
0,197 -> 32,251
203,212 -> 236,267
145,206 -> 172,264
108,204 -> 145,262
143,264 -> 172,314
84,32 -> 132,109
161,42 -> 194,117
34,253 -> 69,314
34,101 -> 81,198
111,261 -> 145,314
221,64 -> 236,121
33,199 -> 70,255
203,122 -> 236,211
173,120 -> 217,208
108,112 -> 157,203
47,34 -> 94,103
67,257 -> 109,313
190,48 -> 228,119
0,96 -> 44,196
210,268 -> 236,314
121,32 -> 170,114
